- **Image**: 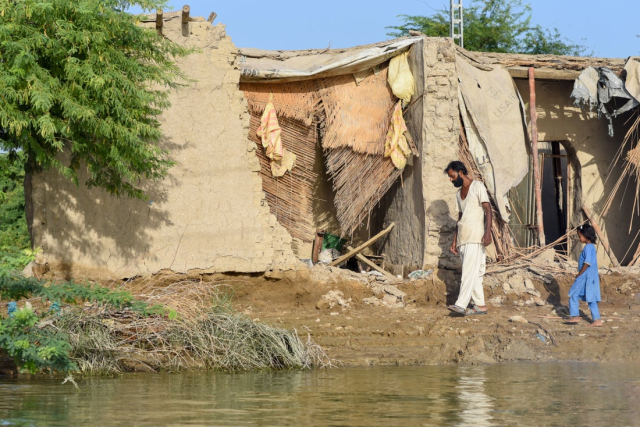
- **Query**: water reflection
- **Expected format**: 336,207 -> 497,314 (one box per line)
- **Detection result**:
0,363 -> 639,426
456,367 -> 493,426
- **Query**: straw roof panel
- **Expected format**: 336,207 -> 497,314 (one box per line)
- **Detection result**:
318,67 -> 394,155
241,82 -> 320,127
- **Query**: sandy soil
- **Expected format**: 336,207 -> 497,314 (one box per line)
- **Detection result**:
222,264 -> 640,366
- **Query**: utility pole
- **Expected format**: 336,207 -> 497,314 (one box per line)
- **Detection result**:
450,0 -> 464,48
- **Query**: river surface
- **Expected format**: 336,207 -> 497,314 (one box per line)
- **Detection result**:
1,363 -> 639,426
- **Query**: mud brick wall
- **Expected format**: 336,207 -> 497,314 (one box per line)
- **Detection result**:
28,20 -> 299,280
420,38 -> 462,270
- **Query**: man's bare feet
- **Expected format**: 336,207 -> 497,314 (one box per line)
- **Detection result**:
565,316 -> 581,324
588,319 -> 603,327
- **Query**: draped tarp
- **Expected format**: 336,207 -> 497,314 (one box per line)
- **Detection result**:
238,37 -> 422,82
456,56 -> 529,221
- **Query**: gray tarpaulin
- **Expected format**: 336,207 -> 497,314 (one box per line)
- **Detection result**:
456,56 -> 529,222
571,66 -> 639,136
238,37 -> 422,82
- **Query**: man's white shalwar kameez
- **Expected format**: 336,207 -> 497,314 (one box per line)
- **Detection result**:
455,180 -> 490,309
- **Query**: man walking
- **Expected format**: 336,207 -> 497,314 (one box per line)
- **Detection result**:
444,161 -> 492,316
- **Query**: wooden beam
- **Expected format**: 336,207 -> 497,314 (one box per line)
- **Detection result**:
207,12 -> 217,23
509,66 -> 581,81
155,9 -> 163,35
347,246 -> 395,279
181,5 -> 190,24
329,223 -> 395,267
529,67 -> 546,247
581,206 -> 620,267
312,230 -> 325,264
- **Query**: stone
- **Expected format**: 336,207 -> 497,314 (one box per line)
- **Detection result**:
316,290 -> 350,310
525,289 -> 541,298
534,297 -> 546,306
363,296 -> 382,307
383,293 -> 404,308
524,279 -> 535,290
509,315 -> 529,324
488,295 -> 505,307
533,248 -> 556,264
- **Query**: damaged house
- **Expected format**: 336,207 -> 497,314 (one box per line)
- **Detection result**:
26,11 -> 640,280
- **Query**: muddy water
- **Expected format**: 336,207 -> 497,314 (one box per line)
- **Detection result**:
1,364 -> 639,426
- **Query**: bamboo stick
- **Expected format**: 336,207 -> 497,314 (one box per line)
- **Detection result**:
529,67 -> 545,246
330,223 -> 395,266
346,246 -> 395,278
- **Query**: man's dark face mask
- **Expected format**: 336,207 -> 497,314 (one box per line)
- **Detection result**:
452,174 -> 464,188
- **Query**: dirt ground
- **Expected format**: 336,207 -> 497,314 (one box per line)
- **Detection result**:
210,264 -> 640,366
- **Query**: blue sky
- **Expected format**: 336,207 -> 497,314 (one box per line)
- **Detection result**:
133,0 -> 639,58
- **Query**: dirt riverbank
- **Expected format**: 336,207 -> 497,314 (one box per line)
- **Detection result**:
201,264 -> 640,366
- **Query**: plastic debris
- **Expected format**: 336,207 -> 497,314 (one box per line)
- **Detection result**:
7,301 -> 17,317
408,269 -> 433,280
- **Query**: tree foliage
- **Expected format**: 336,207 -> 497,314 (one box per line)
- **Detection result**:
387,0 -> 589,56
0,152 -> 31,271
0,0 -> 191,199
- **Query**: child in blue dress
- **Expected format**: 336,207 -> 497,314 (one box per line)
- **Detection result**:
566,224 -> 602,327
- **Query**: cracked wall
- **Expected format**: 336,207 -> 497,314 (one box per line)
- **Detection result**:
420,38 -> 463,270
29,19 -> 299,280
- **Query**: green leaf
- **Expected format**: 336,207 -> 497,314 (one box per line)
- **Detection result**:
386,0 -> 589,55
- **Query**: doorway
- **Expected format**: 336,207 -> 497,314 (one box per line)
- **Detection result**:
509,141 -> 572,253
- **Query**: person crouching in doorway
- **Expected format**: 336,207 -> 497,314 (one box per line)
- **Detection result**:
444,161 -> 492,316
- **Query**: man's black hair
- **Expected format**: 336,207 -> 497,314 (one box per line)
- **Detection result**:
577,223 -> 597,244
444,160 -> 468,175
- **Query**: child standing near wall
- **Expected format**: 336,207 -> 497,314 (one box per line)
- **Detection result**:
565,224 -> 603,327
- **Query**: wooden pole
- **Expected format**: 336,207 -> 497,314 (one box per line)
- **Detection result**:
181,5 -> 190,24
329,223 -> 395,267
155,9 -> 163,35
528,67 -> 545,246
346,246 -> 395,279
312,230 -> 325,264
581,206 -> 620,267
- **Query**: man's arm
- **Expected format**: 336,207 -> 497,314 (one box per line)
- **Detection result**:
481,202 -> 492,246
450,212 -> 462,255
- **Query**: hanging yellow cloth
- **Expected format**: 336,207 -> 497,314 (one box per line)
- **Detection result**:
256,101 -> 296,177
384,101 -> 412,170
388,51 -> 415,104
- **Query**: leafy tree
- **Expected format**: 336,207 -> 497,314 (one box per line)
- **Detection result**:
0,152 -> 31,271
387,0 -> 589,56
0,0 -> 191,199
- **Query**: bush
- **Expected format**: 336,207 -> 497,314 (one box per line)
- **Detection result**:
0,274 -> 164,374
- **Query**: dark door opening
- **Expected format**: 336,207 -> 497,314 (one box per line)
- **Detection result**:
509,141 -> 570,253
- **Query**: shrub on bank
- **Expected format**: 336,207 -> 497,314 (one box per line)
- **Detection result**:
0,275 -> 330,375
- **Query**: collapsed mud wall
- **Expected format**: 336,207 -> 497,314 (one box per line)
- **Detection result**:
377,39 -> 426,273
515,79 -> 640,266
28,19 -> 299,280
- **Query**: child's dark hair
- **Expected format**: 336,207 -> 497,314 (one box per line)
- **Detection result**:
444,160 -> 468,175
577,223 -> 597,244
